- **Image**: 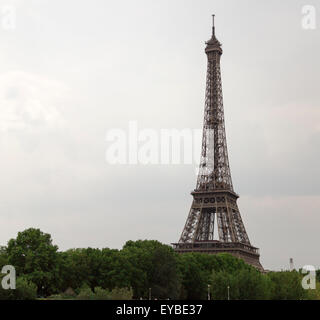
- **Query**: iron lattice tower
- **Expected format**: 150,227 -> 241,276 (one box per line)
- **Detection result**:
173,16 -> 263,270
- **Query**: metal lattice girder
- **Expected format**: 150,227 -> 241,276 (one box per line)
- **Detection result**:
177,16 -> 255,250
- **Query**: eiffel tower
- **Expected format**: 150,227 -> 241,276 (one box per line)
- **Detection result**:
172,15 -> 263,271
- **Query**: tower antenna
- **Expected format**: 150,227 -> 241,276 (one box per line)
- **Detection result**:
212,14 -> 215,36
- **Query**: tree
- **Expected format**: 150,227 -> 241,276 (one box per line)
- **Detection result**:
0,276 -> 37,300
177,252 -> 254,300
210,270 -> 237,300
6,228 -> 59,296
122,240 -> 181,299
58,247 -> 122,292
210,267 -> 271,300
267,271 -> 307,300
58,248 -> 99,291
236,268 -> 271,299
0,246 -> 9,267
177,253 -> 208,299
76,284 -> 95,300
148,244 -> 181,299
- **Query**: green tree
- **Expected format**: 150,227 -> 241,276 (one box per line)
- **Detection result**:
210,270 -> 236,300
58,247 -> 121,292
236,268 -> 271,299
0,276 -> 37,300
177,252 -> 254,299
177,253 -> 208,299
6,228 -> 59,296
0,246 -> 9,267
76,284 -> 95,300
210,268 -> 271,300
122,240 -> 181,299
59,248 -> 97,291
267,271 -> 307,300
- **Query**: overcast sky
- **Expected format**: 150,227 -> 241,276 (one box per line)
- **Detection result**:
0,0 -> 319,271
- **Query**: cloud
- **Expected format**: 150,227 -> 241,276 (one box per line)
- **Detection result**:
0,71 -> 67,132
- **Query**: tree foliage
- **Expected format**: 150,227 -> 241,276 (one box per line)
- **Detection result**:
210,268 -> 271,300
6,228 -> 59,296
0,228 -> 317,300
0,276 -> 37,300
267,271 -> 307,300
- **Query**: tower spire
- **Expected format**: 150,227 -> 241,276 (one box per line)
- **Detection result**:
206,14 -> 222,52
212,14 -> 215,36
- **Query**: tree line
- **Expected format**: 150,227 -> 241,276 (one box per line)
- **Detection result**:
0,228 -> 319,300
